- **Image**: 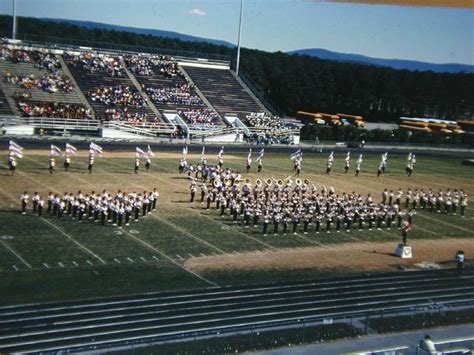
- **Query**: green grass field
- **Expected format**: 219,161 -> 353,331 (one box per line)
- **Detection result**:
0,148 -> 472,305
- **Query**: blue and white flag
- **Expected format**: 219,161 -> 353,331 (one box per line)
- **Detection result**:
290,148 -> 302,161
256,148 -> 264,162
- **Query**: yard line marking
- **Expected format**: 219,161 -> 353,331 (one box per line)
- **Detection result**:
121,229 -> 217,287
105,159 -> 277,252
152,216 -> 226,254
72,261 -> 79,267
58,262 -> 64,268
126,257 -> 134,263
0,241 -> 32,269
152,256 -> 160,261
176,254 -> 184,260
43,263 -> 50,269
188,253 -> 195,258
417,213 -> 473,233
200,253 -> 207,257
40,218 -> 107,265
140,257 -> 147,262
86,260 -> 93,266
12,265 -> 18,271
114,258 -> 121,264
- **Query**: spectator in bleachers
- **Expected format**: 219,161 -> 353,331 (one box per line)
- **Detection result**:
65,52 -> 125,77
0,44 -> 60,71
17,100 -> 92,119
5,72 -> 74,94
125,54 -> 181,78
88,85 -> 146,107
104,107 -> 150,124
145,84 -> 203,106
178,108 -> 220,126
246,112 -> 283,129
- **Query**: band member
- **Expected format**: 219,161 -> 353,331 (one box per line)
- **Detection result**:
64,155 -> 71,171
88,154 -> 94,174
37,197 -> 44,217
8,153 -> 16,176
263,212 -> 270,236
258,159 -> 262,173
134,157 -> 140,174
152,188 -> 159,210
20,191 -> 29,215
145,157 -> 151,172
402,221 -> 411,246
200,183 -> 207,204
344,152 -> 350,174
190,181 -> 197,203
273,213 -> 280,235
246,149 -> 252,173
32,192 -> 39,213
295,159 -> 302,177
455,250 -> 465,275
48,157 -> 55,174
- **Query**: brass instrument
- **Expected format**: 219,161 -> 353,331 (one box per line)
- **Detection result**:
245,178 -> 251,185
295,178 -> 302,186
277,179 -> 284,187
304,179 -> 310,185
266,178 -> 273,186
255,179 -> 262,187
213,180 -> 221,188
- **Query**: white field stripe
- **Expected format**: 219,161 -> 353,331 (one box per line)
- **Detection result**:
0,241 -> 32,269
97,160 -> 228,254
0,165 -> 107,265
41,218 -> 106,265
121,228 -> 217,287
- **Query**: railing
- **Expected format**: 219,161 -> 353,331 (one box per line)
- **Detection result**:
103,121 -> 176,135
1,116 -> 101,130
8,34 -> 232,63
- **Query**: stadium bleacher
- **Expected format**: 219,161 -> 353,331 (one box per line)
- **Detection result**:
182,66 -> 267,118
0,88 -> 14,115
64,53 -> 156,123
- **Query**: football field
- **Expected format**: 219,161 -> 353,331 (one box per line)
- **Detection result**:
0,148 -> 473,305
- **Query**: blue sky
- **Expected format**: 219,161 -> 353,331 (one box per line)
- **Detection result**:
0,0 -> 473,65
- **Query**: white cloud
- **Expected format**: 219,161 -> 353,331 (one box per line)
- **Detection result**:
187,8 -> 206,16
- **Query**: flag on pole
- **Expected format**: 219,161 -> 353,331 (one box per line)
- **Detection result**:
50,144 -> 62,157
328,151 -> 334,162
136,147 -> 147,158
89,142 -> 103,157
8,140 -> 23,158
9,140 -> 23,151
182,146 -> 188,158
290,148 -> 302,160
256,148 -> 264,162
65,143 -> 77,155
147,145 -> 155,157
247,148 -> 252,161
345,151 -> 350,162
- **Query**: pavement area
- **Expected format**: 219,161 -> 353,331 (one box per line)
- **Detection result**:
251,324 -> 474,355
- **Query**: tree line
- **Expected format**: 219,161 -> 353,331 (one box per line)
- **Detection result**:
1,15 -> 473,123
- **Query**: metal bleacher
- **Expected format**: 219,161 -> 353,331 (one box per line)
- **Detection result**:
0,88 -> 14,115
182,66 -> 267,118
64,56 -> 156,122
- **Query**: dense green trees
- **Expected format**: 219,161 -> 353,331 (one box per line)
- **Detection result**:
1,15 -> 473,123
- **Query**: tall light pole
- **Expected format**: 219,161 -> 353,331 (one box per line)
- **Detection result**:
12,0 -> 17,40
235,0 -> 244,76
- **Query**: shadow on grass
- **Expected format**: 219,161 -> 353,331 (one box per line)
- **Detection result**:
363,249 -> 397,257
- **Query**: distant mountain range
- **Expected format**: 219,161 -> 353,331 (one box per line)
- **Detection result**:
288,48 -> 474,74
42,18 -> 235,48
42,18 -> 473,74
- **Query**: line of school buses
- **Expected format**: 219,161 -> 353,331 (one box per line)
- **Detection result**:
296,111 -> 472,135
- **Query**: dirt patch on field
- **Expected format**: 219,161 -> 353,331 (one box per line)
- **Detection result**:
186,238 -> 474,273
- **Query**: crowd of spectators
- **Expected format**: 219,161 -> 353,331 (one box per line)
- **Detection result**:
145,84 -> 203,106
17,100 -> 92,119
88,85 -> 146,107
4,72 -> 74,94
65,52 -> 125,77
246,112 -> 283,129
178,108 -> 220,126
125,54 -> 181,78
0,45 -> 61,71
104,107 -> 149,123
